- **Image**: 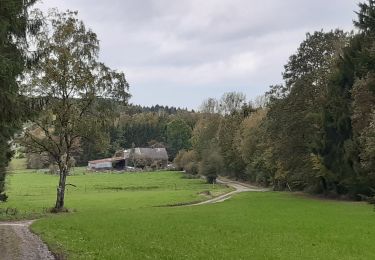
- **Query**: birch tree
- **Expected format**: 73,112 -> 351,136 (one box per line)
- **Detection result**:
20,9 -> 130,211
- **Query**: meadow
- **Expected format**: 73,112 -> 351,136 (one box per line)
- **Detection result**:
1,164 -> 375,259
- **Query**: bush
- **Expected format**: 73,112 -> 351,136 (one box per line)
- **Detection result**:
199,149 -> 223,184
0,193 -> 8,202
174,150 -> 186,170
26,153 -> 50,169
49,164 -> 59,175
184,161 -> 199,175
173,150 -> 199,173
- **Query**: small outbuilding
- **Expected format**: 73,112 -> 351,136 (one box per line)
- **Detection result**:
88,157 -> 123,170
88,158 -> 113,170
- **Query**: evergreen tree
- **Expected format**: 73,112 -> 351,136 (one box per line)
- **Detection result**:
318,0 -> 375,195
166,118 -> 192,159
266,30 -> 348,192
0,0 -> 38,201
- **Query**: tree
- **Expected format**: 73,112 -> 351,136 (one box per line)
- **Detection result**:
218,92 -> 246,115
265,30 -> 348,192
0,0 -> 38,201
283,30 -> 348,93
20,10 -> 130,211
191,114 -> 220,159
355,0 -> 375,33
235,109 -> 274,185
360,111 -> 375,177
166,118 -> 192,159
199,145 -> 224,184
173,150 -> 199,174
317,0 -> 375,195
217,113 -> 246,179
200,98 -> 218,114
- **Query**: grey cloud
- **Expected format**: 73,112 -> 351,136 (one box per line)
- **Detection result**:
37,0 -> 358,109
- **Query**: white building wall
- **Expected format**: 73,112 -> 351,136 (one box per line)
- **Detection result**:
88,161 -> 112,169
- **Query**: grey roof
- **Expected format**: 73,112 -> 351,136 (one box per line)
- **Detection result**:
122,148 -> 168,160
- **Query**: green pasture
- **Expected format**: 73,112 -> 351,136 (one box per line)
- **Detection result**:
1,165 -> 375,259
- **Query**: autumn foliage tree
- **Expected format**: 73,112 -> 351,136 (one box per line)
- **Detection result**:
182,1 -> 375,199
20,9 -> 130,211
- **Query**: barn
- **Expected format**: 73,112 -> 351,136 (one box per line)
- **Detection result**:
88,148 -> 169,170
115,148 -> 169,169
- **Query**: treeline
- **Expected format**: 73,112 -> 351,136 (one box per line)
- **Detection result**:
76,104 -> 198,165
177,1 -> 375,199
126,104 -> 194,115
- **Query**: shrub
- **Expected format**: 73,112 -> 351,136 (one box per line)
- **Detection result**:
0,193 -> 8,202
173,150 -> 199,173
174,150 -> 186,170
49,164 -> 59,175
26,152 -> 50,169
199,149 -> 223,184
184,161 -> 199,175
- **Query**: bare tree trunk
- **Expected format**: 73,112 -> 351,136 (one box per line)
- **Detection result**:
54,164 -> 68,211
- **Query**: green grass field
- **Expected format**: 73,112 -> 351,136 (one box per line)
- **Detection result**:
1,165 -> 375,259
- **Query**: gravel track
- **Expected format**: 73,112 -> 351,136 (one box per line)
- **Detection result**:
191,178 -> 269,206
0,220 -> 54,260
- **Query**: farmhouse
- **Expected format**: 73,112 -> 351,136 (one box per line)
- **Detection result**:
88,147 -> 169,170
115,147 -> 169,169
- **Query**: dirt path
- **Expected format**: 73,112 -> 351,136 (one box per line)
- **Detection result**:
191,178 -> 269,206
0,220 -> 54,260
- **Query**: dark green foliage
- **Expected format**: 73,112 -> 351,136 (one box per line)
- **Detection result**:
217,114 -> 246,179
236,109 -> 274,186
0,0 -> 37,200
355,0 -> 375,33
73,104 -> 198,166
265,30 -> 349,192
185,1 -> 375,199
199,145 -> 224,184
315,1 -> 375,196
166,118 -> 192,160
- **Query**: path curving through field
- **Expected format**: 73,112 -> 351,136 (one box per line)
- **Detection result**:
191,178 -> 269,206
0,220 -> 54,260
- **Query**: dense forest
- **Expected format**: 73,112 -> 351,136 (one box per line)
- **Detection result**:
175,1 -> 375,199
75,104 -> 197,165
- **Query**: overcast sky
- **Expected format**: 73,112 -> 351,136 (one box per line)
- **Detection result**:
36,0 -> 358,109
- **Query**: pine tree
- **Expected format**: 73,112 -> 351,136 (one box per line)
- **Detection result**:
318,0 -> 375,195
0,0 -> 37,201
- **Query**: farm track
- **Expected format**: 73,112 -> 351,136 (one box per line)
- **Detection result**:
0,220 -> 54,260
191,178 -> 269,206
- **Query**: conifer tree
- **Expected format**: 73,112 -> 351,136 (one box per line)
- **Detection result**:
0,0 -> 38,201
